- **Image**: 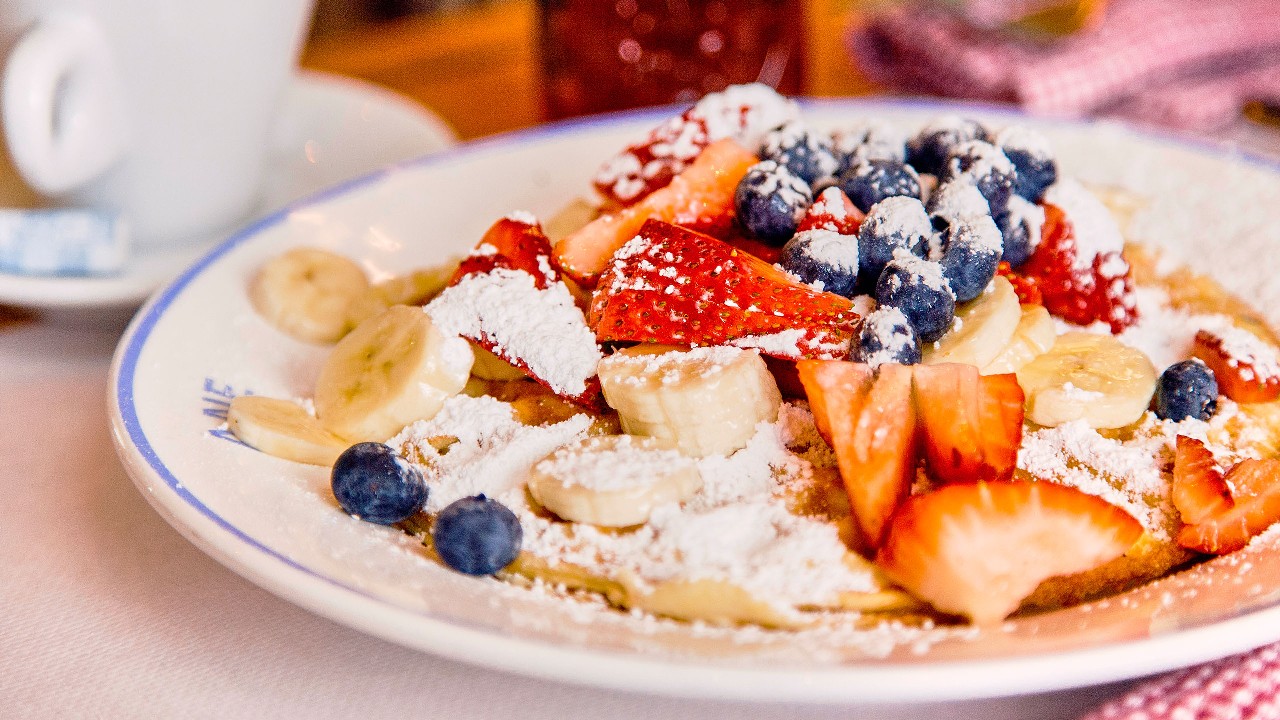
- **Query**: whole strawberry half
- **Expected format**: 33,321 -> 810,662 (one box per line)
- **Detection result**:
590,220 -> 862,359
913,364 -> 1024,484
877,481 -> 1142,624
452,215 -> 559,289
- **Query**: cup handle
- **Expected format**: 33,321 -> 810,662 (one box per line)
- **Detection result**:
2,13 -> 127,195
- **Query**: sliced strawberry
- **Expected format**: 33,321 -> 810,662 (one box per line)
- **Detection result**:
556,139 -> 758,286
453,216 -> 558,289
591,220 -> 861,359
1192,327 -> 1280,403
995,261 -> 1043,306
1018,203 -> 1137,333
877,481 -> 1143,624
1171,435 -> 1233,525
798,186 -> 864,235
798,361 -> 916,553
720,229 -> 783,265
912,364 -> 1024,484
1178,457 -> 1280,554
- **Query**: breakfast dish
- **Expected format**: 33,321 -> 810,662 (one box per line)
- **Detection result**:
108,93 -> 1280,703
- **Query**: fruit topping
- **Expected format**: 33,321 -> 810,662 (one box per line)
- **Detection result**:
432,494 -> 523,575
798,186 -> 864,235
994,125 -> 1058,202
759,120 -> 840,186
833,119 -> 907,168
1015,331 -> 1157,429
939,140 -> 1017,216
250,247 -> 370,344
875,251 -> 956,344
912,364 -> 1024,484
227,395 -> 348,466
1171,436 -> 1232,526
592,83 -> 798,206
995,260 -> 1043,305
591,219 -> 861,359
926,180 -> 990,227
1174,436 -> 1280,555
876,481 -> 1142,624
838,159 -> 922,214
557,138 -> 758,286
922,274 -> 1022,370
981,303 -> 1057,376
797,361 -> 916,552
1155,359 -> 1219,422
734,160 -> 813,245
331,442 -> 428,525
905,115 -> 988,176
852,306 -> 921,367
996,195 -> 1045,267
453,214 -> 559,289
780,230 -> 860,298
936,214 -> 1003,303
857,196 -> 931,292
1192,325 -> 1280,404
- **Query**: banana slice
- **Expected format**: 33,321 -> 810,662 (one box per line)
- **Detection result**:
598,345 -> 782,457
981,304 -> 1057,375
250,247 -> 370,343
922,275 -> 1021,368
315,305 -> 475,442
1016,332 -> 1157,429
226,395 -> 348,466
529,435 -> 702,527
344,265 -> 456,331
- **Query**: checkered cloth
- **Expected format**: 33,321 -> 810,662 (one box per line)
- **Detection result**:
848,0 -> 1280,130
1079,642 -> 1280,720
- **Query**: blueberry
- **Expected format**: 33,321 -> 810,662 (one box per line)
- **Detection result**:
837,159 -> 922,213
734,160 -> 813,245
853,306 -> 921,367
997,195 -> 1045,267
875,253 -> 956,343
857,196 -> 931,293
432,495 -> 523,576
832,121 -> 906,170
780,229 -> 860,297
760,121 -> 840,186
937,215 -> 1003,303
926,180 -> 991,258
940,141 -> 1017,216
1155,360 -> 1218,422
331,442 -> 427,525
995,125 -> 1058,201
905,116 -> 988,176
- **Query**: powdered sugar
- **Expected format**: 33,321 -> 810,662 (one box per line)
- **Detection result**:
858,306 -> 916,369
862,196 -> 931,241
886,248 -> 954,297
1197,316 -> 1280,383
927,180 -> 990,220
1044,178 -> 1125,270
994,125 -> 1055,162
535,435 -> 696,492
790,229 -> 858,271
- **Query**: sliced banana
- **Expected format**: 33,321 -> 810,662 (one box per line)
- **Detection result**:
529,435 -> 701,527
598,345 -> 782,457
981,304 -> 1057,375
1016,331 -> 1157,429
250,247 -> 370,343
226,395 -> 348,466
469,343 -> 528,381
315,305 -> 475,442
922,275 -> 1021,368
344,265 -> 455,331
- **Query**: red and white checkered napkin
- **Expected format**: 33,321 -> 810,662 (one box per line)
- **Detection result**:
1079,642 -> 1280,720
848,0 -> 1280,130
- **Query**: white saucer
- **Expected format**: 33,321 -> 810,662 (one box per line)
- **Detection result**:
0,70 -> 456,311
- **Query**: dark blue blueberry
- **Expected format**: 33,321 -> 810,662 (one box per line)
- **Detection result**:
833,121 -> 906,171
734,160 -> 813,246
1155,360 -> 1218,422
852,306 -> 921,366
997,195 -> 1044,267
760,122 -> 840,186
856,196 -> 931,293
875,255 -> 956,343
837,159 -> 922,213
995,126 -> 1058,201
331,442 -> 427,525
432,494 -> 523,576
937,215 -> 1002,303
780,230 -> 860,297
940,141 -> 1017,216
905,116 -> 988,176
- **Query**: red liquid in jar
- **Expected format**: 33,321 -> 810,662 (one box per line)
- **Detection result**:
539,0 -> 806,119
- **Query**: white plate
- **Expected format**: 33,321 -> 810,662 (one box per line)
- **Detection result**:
108,100 -> 1280,705
0,70 -> 455,311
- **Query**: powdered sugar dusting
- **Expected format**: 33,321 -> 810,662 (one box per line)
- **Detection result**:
928,180 -> 990,220
1044,179 -> 1125,270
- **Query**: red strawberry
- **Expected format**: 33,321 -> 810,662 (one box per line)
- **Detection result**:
1171,435 -> 1233,525
591,220 -> 861,360
797,186 -> 864,235
912,364 -> 1024,484
1178,456 -> 1280,554
1192,327 -> 1280,403
555,139 -> 758,286
1018,203 -> 1137,333
995,261 -> 1043,306
798,361 -> 916,553
452,216 -> 558,289
877,481 -> 1143,624
720,229 -> 784,265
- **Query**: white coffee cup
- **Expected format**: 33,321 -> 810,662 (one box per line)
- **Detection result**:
1,1 -> 315,246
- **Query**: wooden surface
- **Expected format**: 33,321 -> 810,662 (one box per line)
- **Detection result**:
301,0 -> 880,140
